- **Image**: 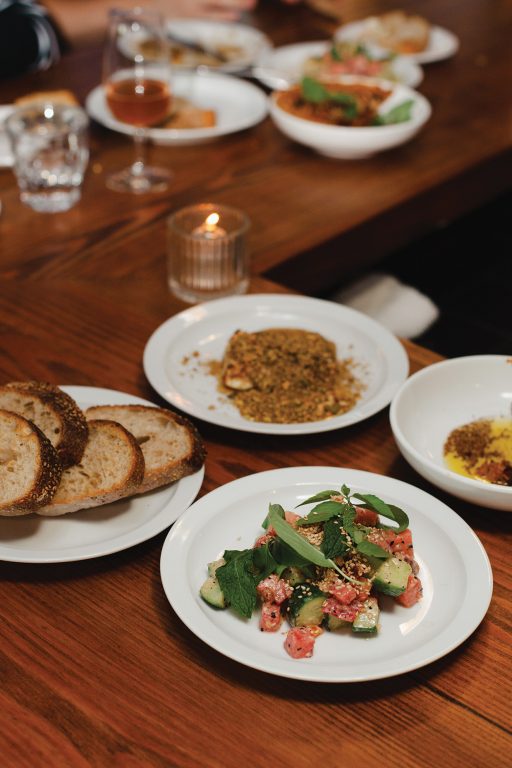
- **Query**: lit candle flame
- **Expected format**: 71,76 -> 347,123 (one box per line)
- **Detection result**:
205,212 -> 219,228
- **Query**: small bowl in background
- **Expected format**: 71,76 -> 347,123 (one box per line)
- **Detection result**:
268,75 -> 431,159
390,355 -> 512,511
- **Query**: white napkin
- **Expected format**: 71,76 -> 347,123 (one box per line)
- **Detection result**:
332,272 -> 439,339
0,106 -> 14,168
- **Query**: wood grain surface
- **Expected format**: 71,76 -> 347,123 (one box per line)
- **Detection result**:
0,1 -> 510,766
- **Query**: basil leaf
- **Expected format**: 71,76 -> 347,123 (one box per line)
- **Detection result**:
374,99 -> 414,126
356,540 -> 390,559
321,519 -> 349,559
296,500 -> 346,526
262,502 -> 285,530
268,507 -> 339,572
216,551 -> 258,619
252,543 -> 278,580
296,490 -> 339,507
353,494 -> 409,533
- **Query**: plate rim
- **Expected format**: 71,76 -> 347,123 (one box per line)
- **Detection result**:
334,21 -> 459,64
85,71 -> 268,145
0,385 -> 205,564
257,39 -> 424,88
160,466 -> 493,682
142,293 -> 409,435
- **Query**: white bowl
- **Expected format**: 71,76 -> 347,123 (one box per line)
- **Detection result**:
390,356 -> 512,511
268,75 -> 431,159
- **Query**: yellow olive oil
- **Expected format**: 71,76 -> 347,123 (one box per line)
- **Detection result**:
444,419 -> 512,485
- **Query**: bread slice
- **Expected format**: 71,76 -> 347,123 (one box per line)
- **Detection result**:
37,419 -> 145,517
15,90 -> 79,107
84,405 -> 205,493
364,11 -> 430,54
0,382 -> 88,468
0,409 -> 62,516
163,97 -> 216,129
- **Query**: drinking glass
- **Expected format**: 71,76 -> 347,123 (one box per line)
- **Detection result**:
103,7 -> 172,193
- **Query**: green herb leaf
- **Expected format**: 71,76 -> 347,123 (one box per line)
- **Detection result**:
268,506 -> 339,572
296,500 -> 346,526
301,77 -> 357,110
353,494 -> 409,533
270,538 -> 311,568
373,99 -> 414,126
356,540 -> 390,559
341,484 -> 351,497
296,490 -> 339,507
341,503 -> 357,540
330,44 -> 342,61
216,550 -> 258,619
321,519 -> 350,559
262,502 -> 285,530
252,542 -> 278,580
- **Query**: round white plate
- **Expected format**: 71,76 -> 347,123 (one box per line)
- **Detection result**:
166,19 -> 272,73
0,386 -> 204,564
85,71 -> 268,146
143,294 -> 409,435
160,466 -> 492,682
335,21 -> 459,64
256,41 -> 423,88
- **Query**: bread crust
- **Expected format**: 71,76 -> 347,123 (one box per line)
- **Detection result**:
0,409 -> 62,516
85,405 -> 206,493
36,419 -> 145,517
4,382 -> 89,468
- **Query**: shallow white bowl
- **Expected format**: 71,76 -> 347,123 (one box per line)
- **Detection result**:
390,356 -> 512,511
268,75 -> 431,159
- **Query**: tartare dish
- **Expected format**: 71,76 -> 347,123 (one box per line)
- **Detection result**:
200,483 -> 421,659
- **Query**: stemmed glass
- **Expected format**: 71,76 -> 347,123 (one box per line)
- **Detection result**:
103,7 -> 172,193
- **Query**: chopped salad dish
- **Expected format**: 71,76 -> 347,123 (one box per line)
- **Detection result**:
200,484 -> 422,659
304,41 -> 398,81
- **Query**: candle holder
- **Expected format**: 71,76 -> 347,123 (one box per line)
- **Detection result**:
167,203 -> 250,304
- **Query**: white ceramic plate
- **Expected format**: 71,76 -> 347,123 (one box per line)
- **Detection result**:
335,20 -> 459,64
0,105 -> 14,167
256,41 -> 423,88
0,386 -> 204,564
143,294 -> 409,435
160,466 -> 492,682
166,19 -> 272,73
85,71 -> 268,146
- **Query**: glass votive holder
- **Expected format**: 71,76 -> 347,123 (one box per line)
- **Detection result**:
167,203 -> 250,304
5,103 -> 89,213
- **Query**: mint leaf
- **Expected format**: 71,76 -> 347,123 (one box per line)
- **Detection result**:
356,540 -> 390,559
353,494 -> 409,532
252,542 -> 278,580
296,500 -> 347,526
321,519 -> 349,559
296,490 -> 339,507
373,99 -> 414,126
216,550 -> 258,619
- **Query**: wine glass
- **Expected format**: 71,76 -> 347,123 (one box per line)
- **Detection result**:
103,7 -> 172,193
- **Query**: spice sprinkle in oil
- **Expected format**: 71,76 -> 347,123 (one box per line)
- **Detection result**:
444,418 -> 512,486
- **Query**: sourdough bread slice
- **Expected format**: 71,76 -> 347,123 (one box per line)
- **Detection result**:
1,382 -> 88,468
37,419 -> 145,517
85,405 -> 205,493
0,409 -> 62,516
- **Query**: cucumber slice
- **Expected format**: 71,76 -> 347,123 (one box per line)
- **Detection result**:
287,583 -> 326,627
207,558 -> 226,577
373,557 -> 411,597
200,574 -> 226,609
281,566 -> 306,586
352,597 -> 379,634
326,615 -> 352,632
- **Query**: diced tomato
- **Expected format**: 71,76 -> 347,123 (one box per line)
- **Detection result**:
284,626 -> 323,659
284,510 -> 300,527
260,602 -> 282,632
254,533 -> 274,548
322,596 -> 364,623
354,507 -> 379,526
395,574 -> 423,608
257,573 -> 293,605
328,582 -> 359,605
389,529 -> 414,557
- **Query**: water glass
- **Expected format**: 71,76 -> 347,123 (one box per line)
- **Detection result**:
6,103 -> 89,213
167,203 -> 250,303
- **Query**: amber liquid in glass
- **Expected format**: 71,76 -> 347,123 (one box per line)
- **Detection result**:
106,78 -> 170,127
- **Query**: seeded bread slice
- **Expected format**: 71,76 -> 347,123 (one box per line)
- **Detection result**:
0,409 -> 62,516
1,382 -> 88,468
85,405 -> 206,493
37,419 -> 145,517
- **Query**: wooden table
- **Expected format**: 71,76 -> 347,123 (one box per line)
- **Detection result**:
0,2 -> 510,766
